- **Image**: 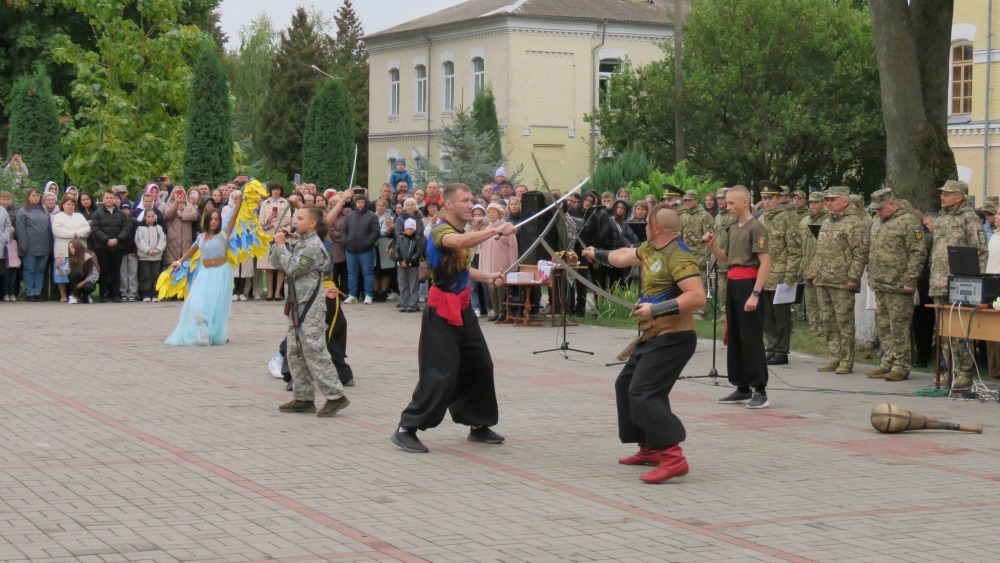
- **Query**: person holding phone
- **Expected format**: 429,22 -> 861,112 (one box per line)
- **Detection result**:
4,154 -> 29,180
259,181 -> 290,300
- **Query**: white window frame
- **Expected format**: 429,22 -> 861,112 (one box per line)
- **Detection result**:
443,61 -> 455,112
415,65 -> 427,114
389,68 -> 400,117
598,58 -> 622,105
472,57 -> 485,96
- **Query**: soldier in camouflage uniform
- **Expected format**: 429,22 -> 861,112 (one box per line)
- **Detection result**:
794,192 -> 828,336
930,180 -> 988,389
806,186 -> 869,374
865,189 -> 927,381
713,187 -> 736,317
791,190 -> 809,221
271,206 -> 350,417
758,182 -> 802,365
679,190 -> 714,318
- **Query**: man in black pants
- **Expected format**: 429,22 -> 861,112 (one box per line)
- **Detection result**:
90,191 -> 130,302
582,205 -> 706,484
704,185 -> 772,409
391,183 -> 516,453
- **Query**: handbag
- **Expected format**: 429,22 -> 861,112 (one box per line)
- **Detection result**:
6,240 -> 21,268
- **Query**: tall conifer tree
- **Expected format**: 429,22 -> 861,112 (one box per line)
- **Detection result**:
7,71 -> 63,184
302,79 -> 355,188
330,0 -> 368,187
472,87 -> 502,163
184,41 -> 234,185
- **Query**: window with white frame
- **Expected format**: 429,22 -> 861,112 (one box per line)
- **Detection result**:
440,155 -> 452,172
472,57 -> 485,96
951,44 -> 973,115
389,68 -> 400,117
443,61 -> 455,111
598,58 -> 622,105
415,65 -> 427,114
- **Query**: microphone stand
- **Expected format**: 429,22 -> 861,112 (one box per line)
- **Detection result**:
706,259 -> 721,384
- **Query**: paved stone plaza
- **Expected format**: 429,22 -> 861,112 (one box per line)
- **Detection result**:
1,300 -> 998,562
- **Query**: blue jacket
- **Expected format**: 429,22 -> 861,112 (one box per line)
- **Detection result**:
389,170 -> 413,192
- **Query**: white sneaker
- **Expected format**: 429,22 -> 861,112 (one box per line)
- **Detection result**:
151,297 -> 158,302
87,296 -> 94,304
386,292 -> 399,301
231,294 -> 238,301
488,309 -> 496,317
238,294 -> 247,301
143,297 -> 151,302
67,296 -> 78,304
473,308 -> 481,316
268,354 -> 284,379
418,296 -> 426,303
343,296 -> 358,304
363,295 -> 373,305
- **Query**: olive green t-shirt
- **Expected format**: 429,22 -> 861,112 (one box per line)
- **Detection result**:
724,217 -> 769,267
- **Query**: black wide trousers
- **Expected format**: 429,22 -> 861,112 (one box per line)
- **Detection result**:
726,277 -> 769,391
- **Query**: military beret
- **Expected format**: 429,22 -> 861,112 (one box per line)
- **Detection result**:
662,183 -> 684,197
808,191 -> 825,202
683,190 -> 699,201
824,186 -> 851,198
868,187 -> 894,210
792,190 -> 807,199
984,195 -> 999,215
939,180 -> 969,195
759,181 -> 782,196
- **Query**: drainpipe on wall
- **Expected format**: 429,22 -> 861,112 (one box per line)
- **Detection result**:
985,0 -> 993,201
421,31 -> 433,170
590,19 -> 608,177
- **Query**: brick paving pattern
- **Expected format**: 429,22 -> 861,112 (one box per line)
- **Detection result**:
1,300 -> 998,562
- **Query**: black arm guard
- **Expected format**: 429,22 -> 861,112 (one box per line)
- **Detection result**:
592,248 -> 613,268
650,299 -> 680,319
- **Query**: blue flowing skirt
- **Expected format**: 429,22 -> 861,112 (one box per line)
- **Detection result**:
165,263 -> 234,346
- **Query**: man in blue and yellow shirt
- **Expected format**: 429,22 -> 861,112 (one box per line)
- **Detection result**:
582,205 -> 706,484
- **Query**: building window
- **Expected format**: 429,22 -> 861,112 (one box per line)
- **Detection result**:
952,44 -> 973,115
389,68 -> 400,117
441,155 -> 452,172
472,57 -> 485,96
443,61 -> 455,111
598,58 -> 622,105
415,65 -> 427,114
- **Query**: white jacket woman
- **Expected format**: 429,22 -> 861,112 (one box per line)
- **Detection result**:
52,201 -> 92,259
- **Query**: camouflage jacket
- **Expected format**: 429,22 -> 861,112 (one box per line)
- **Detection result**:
678,206 -> 714,266
929,198 -> 987,296
713,209 -> 737,272
807,210 -> 869,289
270,232 -> 331,329
796,210 -> 827,282
760,204 -> 802,290
869,206 -> 926,293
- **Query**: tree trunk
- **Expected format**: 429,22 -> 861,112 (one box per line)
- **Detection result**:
869,0 -> 956,211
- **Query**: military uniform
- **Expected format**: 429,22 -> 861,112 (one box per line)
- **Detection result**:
806,186 -> 869,373
795,192 -> 828,336
678,190 -> 714,317
866,190 -> 926,380
713,188 -> 736,317
930,181 -> 988,386
758,184 -> 802,361
271,232 -> 349,414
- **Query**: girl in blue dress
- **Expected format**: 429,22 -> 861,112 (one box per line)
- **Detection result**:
165,192 -> 243,346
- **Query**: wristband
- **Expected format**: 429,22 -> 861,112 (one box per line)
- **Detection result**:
592,248 -> 612,268
650,299 -> 680,319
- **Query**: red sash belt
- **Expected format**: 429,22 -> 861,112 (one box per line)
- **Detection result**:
728,266 -> 759,281
428,285 -> 471,327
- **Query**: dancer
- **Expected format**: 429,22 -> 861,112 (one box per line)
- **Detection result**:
164,193 -> 242,345
271,206 -> 350,417
582,205 -> 706,484
391,183 -> 515,453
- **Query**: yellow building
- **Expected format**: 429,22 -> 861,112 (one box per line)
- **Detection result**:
364,0 -> 679,192
950,1 -> 1000,201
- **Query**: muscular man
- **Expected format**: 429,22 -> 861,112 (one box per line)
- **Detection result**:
582,206 -> 706,484
705,185 -> 772,409
391,184 -> 516,453
271,206 -> 351,417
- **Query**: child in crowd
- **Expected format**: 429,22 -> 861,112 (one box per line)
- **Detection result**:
118,202 -> 139,301
393,218 -> 424,313
388,157 -> 413,194
135,208 -> 166,302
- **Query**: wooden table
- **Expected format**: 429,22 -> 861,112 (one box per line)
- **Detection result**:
516,264 -> 587,327
502,281 -> 543,327
928,304 -> 1000,387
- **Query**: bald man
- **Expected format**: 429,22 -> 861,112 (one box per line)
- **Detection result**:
583,205 -> 706,484
705,185 -> 772,409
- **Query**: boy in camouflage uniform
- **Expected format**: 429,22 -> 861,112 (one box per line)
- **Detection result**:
271,206 -> 350,417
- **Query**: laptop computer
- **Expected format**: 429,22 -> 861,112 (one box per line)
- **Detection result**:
947,246 -> 981,276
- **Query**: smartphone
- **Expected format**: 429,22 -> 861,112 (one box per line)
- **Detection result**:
353,187 -> 366,194
293,173 -> 301,185
271,207 -> 278,216
235,175 -> 249,183
153,176 -> 166,183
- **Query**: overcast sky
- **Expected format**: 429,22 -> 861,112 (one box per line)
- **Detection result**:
217,0 -> 467,46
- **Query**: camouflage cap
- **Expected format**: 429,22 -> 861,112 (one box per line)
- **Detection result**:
792,189 -> 807,199
824,186 -> 851,198
780,185 -> 790,196
716,187 -> 730,198
808,191 -> 825,202
939,180 -> 969,194
984,195 -> 1000,215
849,194 -> 863,208
867,187 -> 894,210
759,181 -> 782,196
683,189 -> 699,201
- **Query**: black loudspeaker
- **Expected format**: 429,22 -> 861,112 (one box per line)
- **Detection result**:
517,192 -> 563,265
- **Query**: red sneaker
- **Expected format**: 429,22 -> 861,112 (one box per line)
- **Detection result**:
640,445 -> 689,484
618,443 -> 659,466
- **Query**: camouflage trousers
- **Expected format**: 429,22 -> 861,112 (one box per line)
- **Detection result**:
933,296 -> 975,376
817,286 -> 855,368
803,284 -> 823,335
287,309 -> 345,402
714,270 -> 728,318
874,292 -> 915,375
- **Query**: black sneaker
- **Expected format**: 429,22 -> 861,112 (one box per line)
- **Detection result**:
718,390 -> 753,404
391,429 -> 429,453
746,392 -> 769,409
468,426 -> 505,444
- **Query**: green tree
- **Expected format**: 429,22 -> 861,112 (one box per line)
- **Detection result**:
183,41 -> 233,185
329,0 -> 368,187
258,7 -> 332,178
472,86 -> 502,163
590,0 -> 885,193
302,78 -> 355,188
412,106 -> 518,190
7,71 -> 64,184
51,0 -> 206,188
225,14 -> 277,169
